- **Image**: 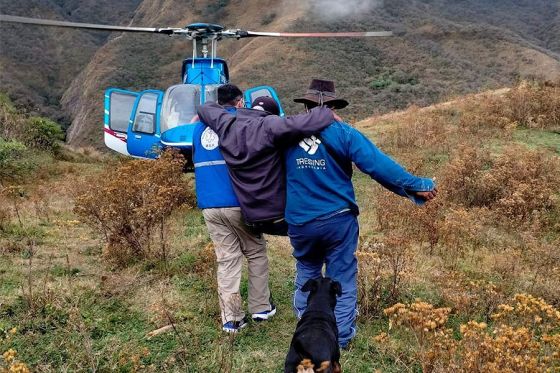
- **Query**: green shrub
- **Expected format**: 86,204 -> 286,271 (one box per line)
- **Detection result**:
0,139 -> 35,184
0,94 -> 24,141
0,139 -> 26,163
261,12 -> 277,25
371,78 -> 393,90
392,70 -> 419,85
24,117 -> 64,153
202,0 -> 230,22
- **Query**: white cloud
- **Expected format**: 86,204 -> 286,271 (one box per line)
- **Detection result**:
308,0 -> 383,20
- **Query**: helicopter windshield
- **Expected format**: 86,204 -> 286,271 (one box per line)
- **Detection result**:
161,84 -> 201,133
204,84 -> 221,103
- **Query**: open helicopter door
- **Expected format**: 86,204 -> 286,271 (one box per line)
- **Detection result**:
126,90 -> 164,159
104,89 -> 139,156
244,86 -> 285,116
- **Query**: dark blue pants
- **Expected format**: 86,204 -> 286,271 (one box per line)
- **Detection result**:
288,212 -> 358,347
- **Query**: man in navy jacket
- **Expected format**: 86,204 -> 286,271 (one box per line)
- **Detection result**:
193,85 -> 275,333
286,79 -> 438,348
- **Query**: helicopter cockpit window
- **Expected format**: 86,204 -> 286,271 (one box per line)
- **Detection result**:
161,84 -> 201,133
132,93 -> 158,134
109,92 -> 137,133
204,85 -> 221,103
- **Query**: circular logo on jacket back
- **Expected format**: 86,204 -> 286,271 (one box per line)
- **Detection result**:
201,127 -> 219,150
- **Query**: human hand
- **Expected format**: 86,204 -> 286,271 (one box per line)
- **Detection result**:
332,111 -> 342,122
190,114 -> 200,123
415,187 -> 438,201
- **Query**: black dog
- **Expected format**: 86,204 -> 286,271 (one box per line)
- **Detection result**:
285,277 -> 342,373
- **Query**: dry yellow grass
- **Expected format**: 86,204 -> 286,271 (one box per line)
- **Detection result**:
1,81 -> 559,371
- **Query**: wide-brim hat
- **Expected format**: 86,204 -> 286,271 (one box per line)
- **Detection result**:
294,79 -> 349,109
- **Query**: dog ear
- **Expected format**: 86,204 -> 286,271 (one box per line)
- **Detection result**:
331,281 -> 342,297
301,278 -> 318,293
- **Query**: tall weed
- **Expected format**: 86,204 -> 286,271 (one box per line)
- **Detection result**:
381,294 -> 560,372
74,151 -> 194,267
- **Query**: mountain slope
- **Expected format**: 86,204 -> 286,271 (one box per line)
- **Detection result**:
62,0 -> 306,143
0,0 -> 141,125
2,0 -> 559,146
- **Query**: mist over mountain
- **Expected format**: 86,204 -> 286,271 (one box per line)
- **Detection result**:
1,0 -> 558,146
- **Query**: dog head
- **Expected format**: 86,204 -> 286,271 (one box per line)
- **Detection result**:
301,277 -> 342,310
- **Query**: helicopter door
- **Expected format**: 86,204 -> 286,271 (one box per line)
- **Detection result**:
244,86 -> 285,116
127,90 -> 164,159
104,88 -> 139,156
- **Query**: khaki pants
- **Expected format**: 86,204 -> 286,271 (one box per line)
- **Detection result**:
202,207 -> 271,324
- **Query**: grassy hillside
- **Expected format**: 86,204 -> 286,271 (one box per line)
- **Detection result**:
57,0 -> 560,146
1,82 -> 558,371
237,0 -> 560,121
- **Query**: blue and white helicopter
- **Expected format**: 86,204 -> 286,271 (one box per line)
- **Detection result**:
0,15 -> 392,162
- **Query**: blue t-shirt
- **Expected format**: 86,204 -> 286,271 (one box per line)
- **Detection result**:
284,121 -> 435,225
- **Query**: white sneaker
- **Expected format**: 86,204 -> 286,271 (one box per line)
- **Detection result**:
252,304 -> 277,321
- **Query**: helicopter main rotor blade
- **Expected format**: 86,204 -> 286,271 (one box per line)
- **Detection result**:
242,30 -> 393,38
1,15 -> 394,39
0,15 -> 180,34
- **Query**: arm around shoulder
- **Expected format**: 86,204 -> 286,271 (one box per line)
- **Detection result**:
265,106 -> 335,145
197,102 -> 236,133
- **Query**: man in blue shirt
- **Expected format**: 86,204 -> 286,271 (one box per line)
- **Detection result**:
285,79 -> 438,348
193,84 -> 276,333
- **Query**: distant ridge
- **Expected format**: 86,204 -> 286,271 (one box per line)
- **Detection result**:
1,0 -> 558,147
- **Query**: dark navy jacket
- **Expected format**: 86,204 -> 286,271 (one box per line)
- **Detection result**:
284,121 -> 436,225
197,103 -> 334,223
192,115 -> 239,209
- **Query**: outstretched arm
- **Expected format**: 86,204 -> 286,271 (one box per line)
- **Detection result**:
342,125 -> 436,204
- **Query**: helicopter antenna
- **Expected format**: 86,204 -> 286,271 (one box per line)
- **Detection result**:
211,37 -> 218,68
192,38 -> 197,68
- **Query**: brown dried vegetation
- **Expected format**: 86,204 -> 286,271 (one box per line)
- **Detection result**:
363,81 -> 559,370
381,294 -> 560,372
366,82 -> 560,302
357,235 -> 413,318
73,150 -> 194,267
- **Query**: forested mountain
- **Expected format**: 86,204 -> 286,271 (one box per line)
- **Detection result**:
0,0 -> 141,124
1,0 -> 559,146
